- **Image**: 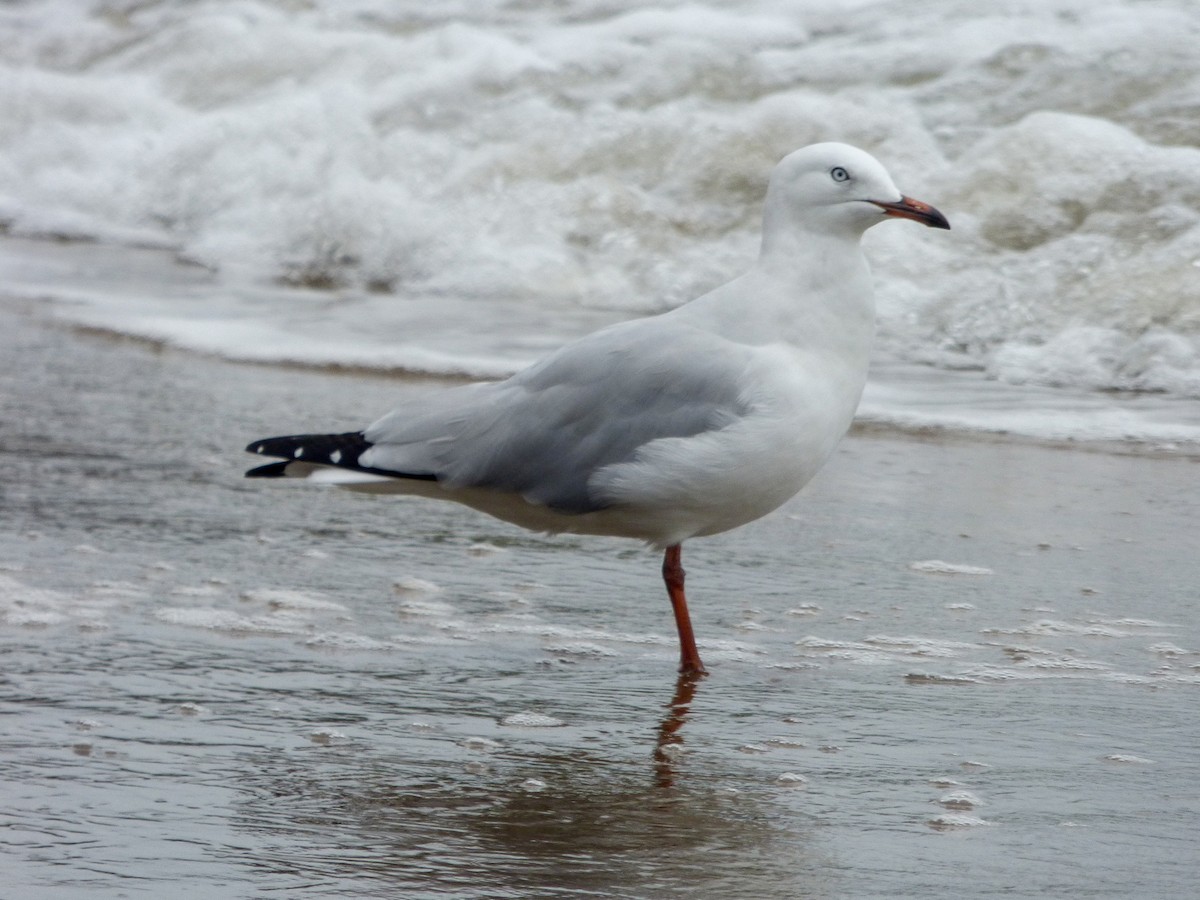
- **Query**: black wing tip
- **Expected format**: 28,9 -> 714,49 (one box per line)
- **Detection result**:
245,461 -> 292,478
242,431 -> 440,482
244,431 -> 369,459
243,431 -> 371,478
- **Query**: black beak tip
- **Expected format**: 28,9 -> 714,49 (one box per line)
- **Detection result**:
873,197 -> 950,231
902,196 -> 950,231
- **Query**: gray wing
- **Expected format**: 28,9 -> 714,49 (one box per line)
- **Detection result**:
362,317 -> 756,513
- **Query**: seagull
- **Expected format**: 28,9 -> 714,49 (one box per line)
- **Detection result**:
244,142 -> 949,676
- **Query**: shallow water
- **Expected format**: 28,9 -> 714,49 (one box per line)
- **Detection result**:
3,309 -> 1199,898
6,234 -> 1200,449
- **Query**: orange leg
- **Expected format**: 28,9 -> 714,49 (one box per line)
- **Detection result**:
662,544 -> 707,676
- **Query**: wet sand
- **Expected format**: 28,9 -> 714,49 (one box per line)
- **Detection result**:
2,306 -> 1198,898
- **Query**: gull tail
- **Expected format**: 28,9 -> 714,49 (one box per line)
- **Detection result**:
244,431 -> 437,484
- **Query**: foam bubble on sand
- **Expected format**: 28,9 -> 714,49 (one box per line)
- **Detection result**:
542,641 -> 619,658
938,790 -> 984,810
793,638 -> 896,665
304,632 -> 394,652
466,542 -> 505,557
240,587 -> 347,612
309,728 -> 347,745
89,580 -> 148,599
392,576 -> 442,595
1102,754 -> 1154,765
864,635 -> 979,656
2,604 -> 68,627
460,736 -> 502,753
155,606 -> 311,635
396,597 -> 457,618
476,620 -> 670,647
169,584 -> 226,599
1095,617 -> 1176,630
917,636 -> 1200,686
909,560 -> 994,576
485,590 -> 528,605
500,712 -> 565,728
0,573 -> 120,629
928,813 -> 992,831
764,737 -> 807,749
905,672 -> 981,685
797,634 -> 980,666
982,618 -> 1172,638
992,656 -> 1112,674
766,661 -> 821,672
1147,642 -> 1190,657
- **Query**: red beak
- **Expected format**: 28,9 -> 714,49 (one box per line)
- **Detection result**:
870,196 -> 950,230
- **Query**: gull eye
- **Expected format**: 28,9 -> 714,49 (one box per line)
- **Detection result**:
830,166 -> 850,183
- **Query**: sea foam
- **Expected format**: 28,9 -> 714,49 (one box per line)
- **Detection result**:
2,0 -> 1198,433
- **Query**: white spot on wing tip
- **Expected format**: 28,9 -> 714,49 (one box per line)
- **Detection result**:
330,450 -> 342,464
256,445 -> 264,454
294,447 -> 304,459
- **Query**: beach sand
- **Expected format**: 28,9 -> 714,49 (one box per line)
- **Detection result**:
3,306 -> 1198,898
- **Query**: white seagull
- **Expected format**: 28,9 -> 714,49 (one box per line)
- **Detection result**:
245,142 -> 949,676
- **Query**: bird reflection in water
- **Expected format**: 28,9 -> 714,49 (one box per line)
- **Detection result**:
654,671 -> 704,788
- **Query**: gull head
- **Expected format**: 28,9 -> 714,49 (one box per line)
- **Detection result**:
763,142 -> 950,243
